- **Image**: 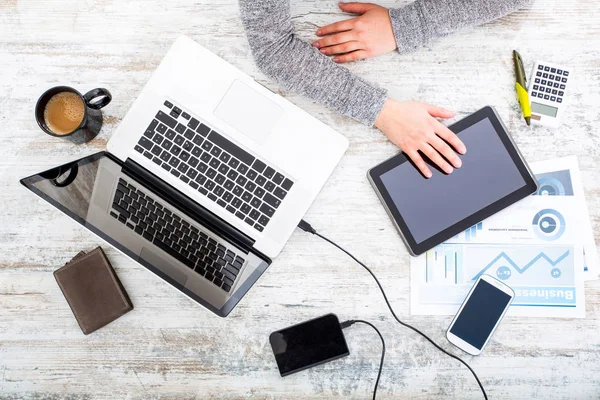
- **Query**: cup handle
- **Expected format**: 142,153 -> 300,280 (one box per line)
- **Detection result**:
51,163 -> 79,187
83,88 -> 112,110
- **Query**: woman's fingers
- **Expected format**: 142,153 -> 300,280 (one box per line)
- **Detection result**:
333,50 -> 369,63
320,41 -> 361,56
338,2 -> 377,14
430,135 -> 462,169
312,31 -> 356,49
406,150 -> 432,178
426,104 -> 455,119
434,120 -> 466,154
316,19 -> 355,36
421,143 -> 454,174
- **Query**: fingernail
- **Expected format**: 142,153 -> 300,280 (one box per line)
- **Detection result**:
316,29 -> 322,35
455,159 -> 462,168
320,49 -> 326,54
333,57 -> 339,62
445,166 -> 454,174
461,147 -> 467,154
425,171 -> 432,178
312,42 -> 320,48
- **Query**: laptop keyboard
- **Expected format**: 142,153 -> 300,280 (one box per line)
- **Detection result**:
110,177 -> 245,293
134,99 -> 294,233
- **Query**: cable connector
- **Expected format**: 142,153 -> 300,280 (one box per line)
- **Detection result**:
297,219 -> 316,234
340,320 -> 356,329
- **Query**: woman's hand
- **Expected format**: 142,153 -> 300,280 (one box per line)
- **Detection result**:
374,100 -> 467,178
312,2 -> 397,63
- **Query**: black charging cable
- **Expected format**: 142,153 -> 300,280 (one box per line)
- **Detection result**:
340,319 -> 386,400
298,220 -> 488,400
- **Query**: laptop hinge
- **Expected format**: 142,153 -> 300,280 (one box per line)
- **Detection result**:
123,158 -> 255,254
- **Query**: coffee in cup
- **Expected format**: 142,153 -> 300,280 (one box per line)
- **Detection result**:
35,86 -> 112,144
43,92 -> 86,135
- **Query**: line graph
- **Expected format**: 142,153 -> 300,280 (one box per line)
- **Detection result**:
418,243 -> 579,314
425,245 -> 574,286
472,250 -> 570,281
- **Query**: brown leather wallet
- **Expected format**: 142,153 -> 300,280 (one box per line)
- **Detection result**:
54,247 -> 133,335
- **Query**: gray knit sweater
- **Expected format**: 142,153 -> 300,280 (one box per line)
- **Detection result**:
238,0 -> 531,126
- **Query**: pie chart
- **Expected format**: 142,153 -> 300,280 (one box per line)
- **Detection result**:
536,177 -> 565,196
532,209 -> 565,241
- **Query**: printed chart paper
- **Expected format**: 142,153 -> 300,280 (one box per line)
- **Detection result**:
410,156 -> 596,318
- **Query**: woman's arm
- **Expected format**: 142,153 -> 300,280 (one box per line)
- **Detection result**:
238,0 -> 466,178
238,0 -> 387,127
390,0 -> 534,53
314,0 -> 533,62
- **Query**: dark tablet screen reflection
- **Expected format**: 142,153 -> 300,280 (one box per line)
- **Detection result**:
380,118 -> 526,244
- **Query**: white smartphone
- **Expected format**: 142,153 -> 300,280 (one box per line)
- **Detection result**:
446,274 -> 514,355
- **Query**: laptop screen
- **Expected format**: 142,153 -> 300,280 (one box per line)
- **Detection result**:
20,152 -> 267,317
21,152 -> 111,226
20,153 -> 169,271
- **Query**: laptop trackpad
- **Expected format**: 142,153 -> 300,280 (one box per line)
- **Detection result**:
140,247 -> 188,285
214,80 -> 283,144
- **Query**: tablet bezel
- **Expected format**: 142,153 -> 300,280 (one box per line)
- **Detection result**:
368,106 -> 538,256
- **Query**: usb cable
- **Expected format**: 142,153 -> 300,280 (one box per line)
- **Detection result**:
340,319 -> 385,400
298,219 -> 488,400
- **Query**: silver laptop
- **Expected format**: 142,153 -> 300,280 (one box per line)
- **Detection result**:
21,36 -> 348,316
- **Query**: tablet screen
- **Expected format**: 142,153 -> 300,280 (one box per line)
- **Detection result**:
379,117 -> 526,244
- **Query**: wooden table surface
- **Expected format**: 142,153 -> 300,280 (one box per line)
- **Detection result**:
1,1 -> 599,399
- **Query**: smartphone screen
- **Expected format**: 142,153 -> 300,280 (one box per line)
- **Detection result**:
449,279 -> 513,350
269,314 -> 349,377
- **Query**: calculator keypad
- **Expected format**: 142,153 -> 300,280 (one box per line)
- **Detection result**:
530,63 -> 569,106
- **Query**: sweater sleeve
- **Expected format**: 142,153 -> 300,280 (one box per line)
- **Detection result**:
389,0 -> 533,53
238,0 -> 387,127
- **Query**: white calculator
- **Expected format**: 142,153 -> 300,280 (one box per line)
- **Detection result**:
528,61 -> 572,127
